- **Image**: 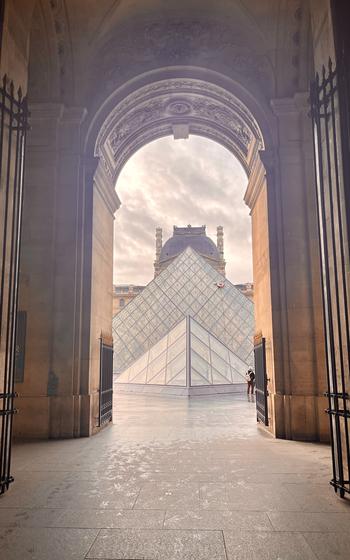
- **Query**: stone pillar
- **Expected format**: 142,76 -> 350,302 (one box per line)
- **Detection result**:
15,103 -> 65,438
245,154 -> 274,422
87,160 -> 120,435
154,227 -> 162,277
216,225 -> 226,276
266,93 -> 328,441
14,102 -> 121,438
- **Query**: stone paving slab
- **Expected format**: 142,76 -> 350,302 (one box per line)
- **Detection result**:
303,532 -> 350,560
54,508 -> 165,529
200,482 -> 301,511
134,481 -> 200,510
223,531 -> 318,560
267,511 -> 350,532
0,527 -> 99,560
86,528 -> 227,559
164,509 -> 273,531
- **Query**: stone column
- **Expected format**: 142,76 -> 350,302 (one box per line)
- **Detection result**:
245,152 -> 275,427
87,160 -> 120,435
15,103 -> 64,438
48,106 -> 89,439
14,103 -> 121,438
267,93 -> 328,441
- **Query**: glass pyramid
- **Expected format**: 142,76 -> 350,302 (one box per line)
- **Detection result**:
113,246 -> 254,375
116,316 -> 248,390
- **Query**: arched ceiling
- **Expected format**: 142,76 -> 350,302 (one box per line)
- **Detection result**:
95,77 -> 264,182
63,0 -> 312,104
23,1 -> 313,109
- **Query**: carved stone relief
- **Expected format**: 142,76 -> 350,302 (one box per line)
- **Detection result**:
98,78 -> 260,141
95,78 -> 263,181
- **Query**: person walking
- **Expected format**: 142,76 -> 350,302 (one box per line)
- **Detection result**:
245,368 -> 255,395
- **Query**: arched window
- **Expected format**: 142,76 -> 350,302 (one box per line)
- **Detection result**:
119,298 -> 125,308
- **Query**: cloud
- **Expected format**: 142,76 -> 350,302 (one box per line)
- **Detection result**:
114,136 -> 252,285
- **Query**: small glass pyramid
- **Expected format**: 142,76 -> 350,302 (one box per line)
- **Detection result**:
116,316 -> 248,394
113,247 -> 254,382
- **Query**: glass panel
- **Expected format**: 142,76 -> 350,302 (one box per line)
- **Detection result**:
116,369 -> 129,383
231,366 -> 246,384
131,367 -> 147,384
168,318 -> 186,345
190,369 -> 210,386
147,351 -> 167,381
167,334 -> 186,362
166,352 -> 186,382
228,350 -> 246,371
191,319 -> 209,345
210,335 -> 229,363
128,362 -> 143,382
167,368 -> 187,386
191,350 -> 211,382
211,368 -> 230,385
211,351 -> 232,382
149,335 -> 167,362
191,334 -> 210,362
148,368 -> 166,385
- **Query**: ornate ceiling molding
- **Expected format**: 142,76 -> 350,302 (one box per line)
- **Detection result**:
95,78 -> 263,181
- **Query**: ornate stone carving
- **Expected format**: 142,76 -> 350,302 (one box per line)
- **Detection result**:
96,78 -> 263,181
97,79 -> 261,145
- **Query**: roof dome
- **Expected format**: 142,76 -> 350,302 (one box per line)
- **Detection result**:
159,225 -> 220,263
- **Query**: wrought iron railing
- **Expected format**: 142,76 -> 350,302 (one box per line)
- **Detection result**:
0,76 -> 28,495
311,60 -> 350,498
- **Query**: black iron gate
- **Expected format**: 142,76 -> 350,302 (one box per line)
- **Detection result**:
99,336 -> 113,426
311,61 -> 350,498
254,336 -> 268,426
0,76 -> 28,495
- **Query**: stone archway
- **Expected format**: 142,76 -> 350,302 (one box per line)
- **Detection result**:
94,76 -> 264,181
82,68 -> 280,440
79,63 -> 328,443
7,1 -> 328,443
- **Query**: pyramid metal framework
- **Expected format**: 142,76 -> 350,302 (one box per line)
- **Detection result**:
116,316 -> 248,395
112,247 -> 254,381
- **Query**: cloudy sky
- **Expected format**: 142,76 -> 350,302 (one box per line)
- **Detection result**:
114,136 -> 252,285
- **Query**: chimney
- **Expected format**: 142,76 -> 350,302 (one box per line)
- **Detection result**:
216,226 -> 226,276
154,227 -> 163,277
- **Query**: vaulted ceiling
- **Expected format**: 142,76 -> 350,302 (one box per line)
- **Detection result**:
24,0 -> 312,108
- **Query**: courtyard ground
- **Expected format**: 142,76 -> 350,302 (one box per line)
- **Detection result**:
0,392 -> 349,559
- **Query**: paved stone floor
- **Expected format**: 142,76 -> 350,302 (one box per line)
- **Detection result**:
0,393 -> 350,559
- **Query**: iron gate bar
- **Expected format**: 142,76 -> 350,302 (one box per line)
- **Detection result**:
311,60 -> 350,497
0,75 -> 28,495
328,61 -> 350,495
254,337 -> 268,426
321,62 -> 350,495
5,88 -> 27,491
311,68 -> 339,497
99,337 -> 113,427
312,66 -> 345,496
